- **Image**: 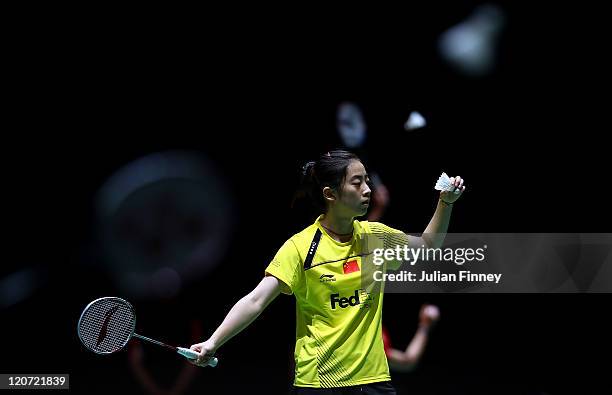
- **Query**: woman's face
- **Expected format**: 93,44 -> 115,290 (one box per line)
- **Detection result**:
333,160 -> 371,217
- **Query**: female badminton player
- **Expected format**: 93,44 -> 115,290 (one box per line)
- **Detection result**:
187,150 -> 465,394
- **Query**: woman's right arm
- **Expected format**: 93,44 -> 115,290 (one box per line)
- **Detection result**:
189,275 -> 284,366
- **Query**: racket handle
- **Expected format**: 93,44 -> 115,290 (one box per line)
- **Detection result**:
177,347 -> 218,367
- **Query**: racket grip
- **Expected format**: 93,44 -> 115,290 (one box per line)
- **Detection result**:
177,347 -> 218,367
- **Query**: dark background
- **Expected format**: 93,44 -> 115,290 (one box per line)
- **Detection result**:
2,2 -> 610,394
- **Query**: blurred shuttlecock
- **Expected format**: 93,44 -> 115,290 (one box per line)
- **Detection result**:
435,172 -> 461,194
438,4 -> 506,77
404,111 -> 427,130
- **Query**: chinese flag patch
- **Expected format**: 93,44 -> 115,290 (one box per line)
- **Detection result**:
343,260 -> 360,274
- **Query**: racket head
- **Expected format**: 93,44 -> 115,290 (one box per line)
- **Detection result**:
78,297 -> 136,355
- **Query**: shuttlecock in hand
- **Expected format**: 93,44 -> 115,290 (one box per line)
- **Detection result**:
435,172 -> 461,195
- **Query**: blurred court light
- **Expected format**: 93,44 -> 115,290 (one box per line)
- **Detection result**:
404,111 -> 427,131
95,151 -> 235,300
0,267 -> 43,309
438,4 -> 506,77
337,102 -> 367,148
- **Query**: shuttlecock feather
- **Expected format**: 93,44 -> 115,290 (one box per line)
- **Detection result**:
435,172 -> 461,194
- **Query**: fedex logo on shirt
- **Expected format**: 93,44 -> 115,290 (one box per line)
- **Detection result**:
330,290 -> 360,309
329,289 -> 373,310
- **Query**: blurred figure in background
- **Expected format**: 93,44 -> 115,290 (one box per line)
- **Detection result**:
336,102 -> 390,222
128,318 -> 204,395
383,304 -> 440,372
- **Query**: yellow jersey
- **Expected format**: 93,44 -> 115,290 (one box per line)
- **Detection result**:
265,215 -> 407,388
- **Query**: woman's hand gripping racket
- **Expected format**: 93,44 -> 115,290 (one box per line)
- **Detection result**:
77,297 -> 218,367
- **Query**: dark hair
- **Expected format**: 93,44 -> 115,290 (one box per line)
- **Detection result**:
292,150 -> 362,212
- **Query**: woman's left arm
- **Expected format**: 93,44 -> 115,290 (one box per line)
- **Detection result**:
419,175 -> 465,248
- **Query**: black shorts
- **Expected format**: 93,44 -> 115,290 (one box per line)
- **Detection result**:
292,381 -> 396,395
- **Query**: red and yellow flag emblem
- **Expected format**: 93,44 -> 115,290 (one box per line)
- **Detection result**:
343,260 -> 360,274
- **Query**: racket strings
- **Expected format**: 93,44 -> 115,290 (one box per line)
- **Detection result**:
78,299 -> 135,353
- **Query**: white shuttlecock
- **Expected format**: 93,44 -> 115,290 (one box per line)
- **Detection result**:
435,172 -> 461,194
404,111 -> 427,130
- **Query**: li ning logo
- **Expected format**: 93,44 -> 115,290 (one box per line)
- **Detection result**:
319,274 -> 336,283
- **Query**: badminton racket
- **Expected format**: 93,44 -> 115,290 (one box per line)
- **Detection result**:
77,296 -> 218,367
